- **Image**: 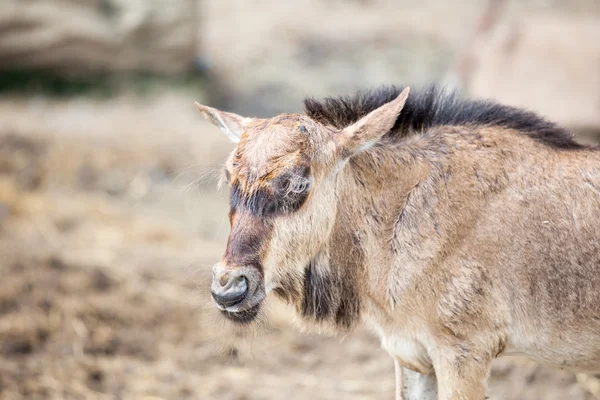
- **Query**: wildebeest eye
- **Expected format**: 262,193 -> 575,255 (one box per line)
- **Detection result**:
288,176 -> 311,194
275,166 -> 311,194
273,170 -> 311,197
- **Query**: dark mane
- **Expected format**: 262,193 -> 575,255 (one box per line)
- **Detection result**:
303,85 -> 585,150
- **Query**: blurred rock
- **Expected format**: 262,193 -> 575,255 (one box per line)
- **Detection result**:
0,0 -> 198,75
454,13 -> 600,142
201,0 -> 484,116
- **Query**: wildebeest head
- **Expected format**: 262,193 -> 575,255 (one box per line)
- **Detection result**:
195,88 -> 409,324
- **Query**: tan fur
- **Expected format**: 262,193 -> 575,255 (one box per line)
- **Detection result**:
196,90 -> 600,400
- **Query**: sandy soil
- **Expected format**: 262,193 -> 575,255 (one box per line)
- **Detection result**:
0,91 -> 597,399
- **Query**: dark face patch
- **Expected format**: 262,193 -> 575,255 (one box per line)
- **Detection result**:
224,210 -> 272,270
229,166 -> 311,218
223,168 -> 311,277
301,261 -> 333,321
298,253 -> 361,329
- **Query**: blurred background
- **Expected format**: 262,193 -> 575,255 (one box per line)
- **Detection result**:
0,0 -> 599,399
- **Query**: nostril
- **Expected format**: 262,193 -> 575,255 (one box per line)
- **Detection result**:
219,273 -> 230,287
212,276 -> 248,308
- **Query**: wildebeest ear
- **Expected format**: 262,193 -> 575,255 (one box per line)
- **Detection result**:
337,87 -> 410,157
194,102 -> 252,143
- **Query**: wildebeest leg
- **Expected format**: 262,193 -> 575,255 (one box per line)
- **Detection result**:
435,351 -> 490,400
394,358 -> 403,400
400,365 -> 437,400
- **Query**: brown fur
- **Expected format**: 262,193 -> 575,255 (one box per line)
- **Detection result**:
195,86 -> 600,400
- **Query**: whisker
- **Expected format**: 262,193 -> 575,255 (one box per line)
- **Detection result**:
214,213 -> 227,240
173,164 -> 226,192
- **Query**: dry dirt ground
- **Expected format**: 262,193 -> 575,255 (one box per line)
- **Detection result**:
0,91 -> 597,400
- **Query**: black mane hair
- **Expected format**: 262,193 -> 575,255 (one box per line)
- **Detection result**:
303,85 -> 585,150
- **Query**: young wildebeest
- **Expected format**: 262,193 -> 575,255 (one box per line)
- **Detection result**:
195,86 -> 600,399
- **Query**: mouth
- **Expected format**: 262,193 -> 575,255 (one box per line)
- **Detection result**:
220,303 -> 261,324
